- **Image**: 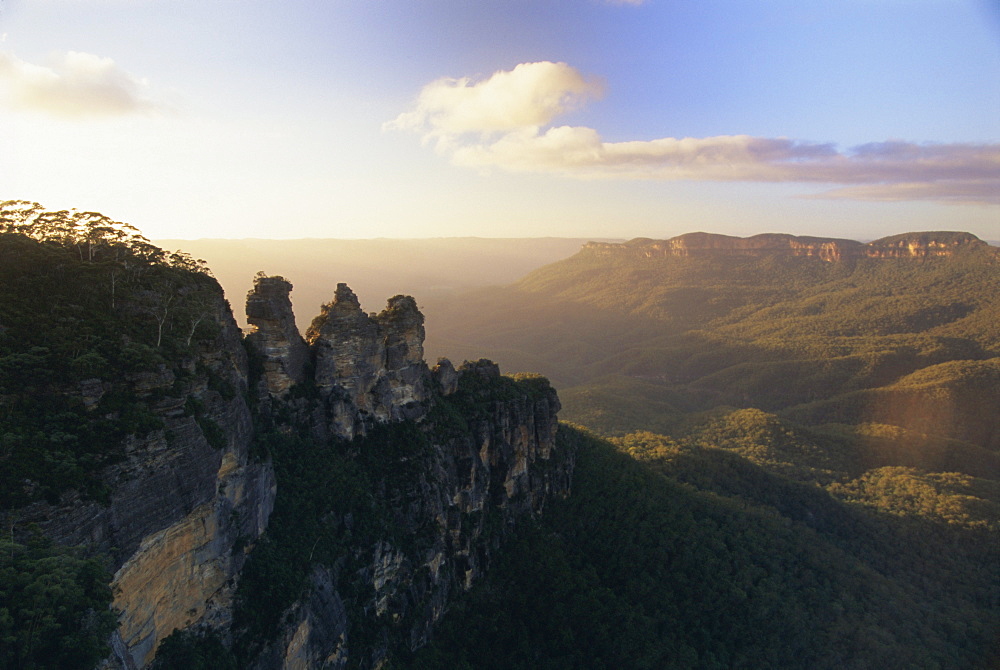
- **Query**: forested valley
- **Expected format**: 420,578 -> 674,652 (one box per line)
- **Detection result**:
2,205 -> 997,668
417,233 -> 1000,668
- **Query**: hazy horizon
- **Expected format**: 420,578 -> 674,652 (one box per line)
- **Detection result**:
156,231 -> 999,244
157,236 -> 605,330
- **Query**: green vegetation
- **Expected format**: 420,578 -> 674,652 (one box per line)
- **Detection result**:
413,425 -> 1000,669
0,536 -> 117,670
4,217 -> 997,667
0,202 -> 223,507
152,629 -> 237,670
418,236 -> 1000,667
425,236 -> 1000,462
232,423 -> 418,659
0,203 -> 228,669
232,372 -> 549,666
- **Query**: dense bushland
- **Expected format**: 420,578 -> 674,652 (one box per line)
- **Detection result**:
424,237 -> 1000,461
0,201 -> 223,507
413,425 -> 1000,669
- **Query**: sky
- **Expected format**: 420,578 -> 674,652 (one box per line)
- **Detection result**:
1,0 -> 998,241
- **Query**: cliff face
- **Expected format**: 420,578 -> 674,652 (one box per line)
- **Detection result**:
10,291 -> 276,669
10,268 -> 570,670
584,231 -> 995,262
864,231 -> 990,259
241,278 -> 573,669
247,368 -> 568,669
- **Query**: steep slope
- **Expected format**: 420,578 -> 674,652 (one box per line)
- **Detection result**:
5,206 -> 996,669
414,426 -> 1000,669
230,276 -> 573,669
413,230 -> 1000,668
0,214 -> 275,669
0,202 -> 574,669
423,231 -> 1000,467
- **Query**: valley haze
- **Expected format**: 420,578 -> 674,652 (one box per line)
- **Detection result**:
3,0 -> 998,665
2,204 -> 998,668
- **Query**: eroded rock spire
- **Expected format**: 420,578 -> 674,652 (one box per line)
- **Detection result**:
252,278 -> 432,436
245,274 -> 308,395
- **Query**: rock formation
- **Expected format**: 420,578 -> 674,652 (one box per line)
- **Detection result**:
5,257 -> 572,669
245,274 -> 308,395
247,360 -> 569,669
296,282 -> 432,436
583,231 -> 996,262
8,290 -> 276,669
240,282 -> 572,669
865,231 -> 990,258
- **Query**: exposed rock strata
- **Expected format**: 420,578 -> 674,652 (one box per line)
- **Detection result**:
864,231 -> 990,258
9,292 -> 276,669
297,283 -> 432,437
15,272 -> 570,670
248,360 -> 570,670
242,282 -> 572,669
245,275 -> 308,395
583,231 -> 996,262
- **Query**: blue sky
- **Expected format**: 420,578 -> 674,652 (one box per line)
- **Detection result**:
1,0 -> 998,240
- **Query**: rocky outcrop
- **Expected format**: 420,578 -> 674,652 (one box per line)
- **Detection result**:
250,566 -> 350,670
286,283 -> 433,437
865,231 -> 992,258
9,290 -> 276,669
246,275 -> 308,395
11,269 -> 570,670
584,231 -> 995,263
250,360 -> 571,670
431,358 -> 460,396
242,280 -> 573,669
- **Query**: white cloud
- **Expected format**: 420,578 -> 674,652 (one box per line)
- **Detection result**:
0,50 -> 163,117
384,61 -> 603,142
390,62 -> 1000,206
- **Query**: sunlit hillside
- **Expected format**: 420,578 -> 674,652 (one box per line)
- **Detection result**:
3,203 -> 998,668
424,233 -> 1000,464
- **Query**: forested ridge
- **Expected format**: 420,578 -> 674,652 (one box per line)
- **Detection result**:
418,232 -> 1000,668
0,201 -> 223,508
0,202 -> 228,669
424,232 -> 1000,473
2,209 -> 998,668
413,425 -> 1000,669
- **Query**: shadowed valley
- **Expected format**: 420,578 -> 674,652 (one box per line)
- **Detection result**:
2,204 -> 997,669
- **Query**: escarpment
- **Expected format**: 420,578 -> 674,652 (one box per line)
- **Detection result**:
2,235 -> 572,670
238,276 -> 573,669
583,231 -> 996,262
6,283 -> 276,670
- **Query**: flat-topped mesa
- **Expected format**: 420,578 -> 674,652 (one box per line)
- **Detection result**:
582,231 -> 993,262
303,283 -> 432,430
865,231 -> 990,258
584,233 -> 862,262
245,275 -> 308,395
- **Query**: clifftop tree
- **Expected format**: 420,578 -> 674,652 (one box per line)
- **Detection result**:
0,202 -> 226,507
